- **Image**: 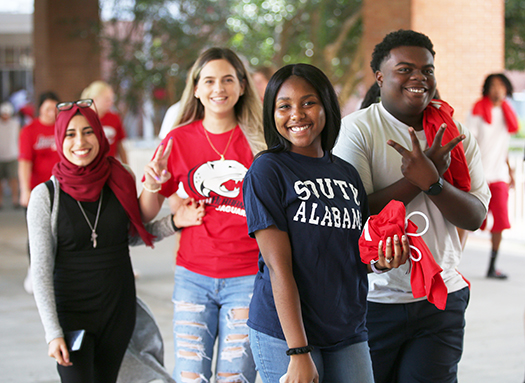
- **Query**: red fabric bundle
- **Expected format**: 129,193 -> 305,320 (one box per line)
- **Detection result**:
423,100 -> 471,192
359,200 -> 448,310
472,96 -> 519,134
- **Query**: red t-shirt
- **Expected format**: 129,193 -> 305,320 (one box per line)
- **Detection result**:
18,119 -> 59,190
158,120 -> 259,278
100,111 -> 126,158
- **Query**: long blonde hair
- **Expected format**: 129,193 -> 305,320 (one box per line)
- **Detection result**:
175,48 -> 266,155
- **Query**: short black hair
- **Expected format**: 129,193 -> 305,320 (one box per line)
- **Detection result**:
482,73 -> 513,98
370,29 -> 435,73
259,63 -> 341,158
38,91 -> 60,108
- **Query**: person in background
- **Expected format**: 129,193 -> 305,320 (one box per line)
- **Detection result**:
139,47 -> 266,383
333,30 -> 490,383
0,102 -> 20,209
19,91 -> 61,294
9,88 -> 34,126
252,66 -> 275,102
158,101 -> 182,140
19,92 -> 60,208
80,81 -> 128,164
467,73 -> 519,279
359,82 -> 381,110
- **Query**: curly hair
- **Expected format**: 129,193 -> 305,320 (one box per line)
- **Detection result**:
482,73 -> 514,98
370,29 -> 435,73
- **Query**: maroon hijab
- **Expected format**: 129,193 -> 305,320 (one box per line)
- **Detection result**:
52,105 -> 154,247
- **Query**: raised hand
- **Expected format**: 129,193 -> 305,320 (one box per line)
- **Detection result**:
143,138 -> 173,190
387,127 -> 440,191
173,198 -> 206,228
424,123 -> 465,176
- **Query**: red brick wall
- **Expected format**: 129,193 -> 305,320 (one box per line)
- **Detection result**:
363,0 -> 504,122
33,0 -> 100,103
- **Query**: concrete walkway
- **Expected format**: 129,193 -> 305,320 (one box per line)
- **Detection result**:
1,202 -> 524,382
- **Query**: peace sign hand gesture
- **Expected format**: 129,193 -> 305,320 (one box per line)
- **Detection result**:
387,127 -> 441,191
387,125 -> 465,192
143,138 -> 173,191
424,123 -> 466,176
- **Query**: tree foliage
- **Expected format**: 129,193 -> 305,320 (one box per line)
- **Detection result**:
100,0 -> 363,125
505,0 -> 525,70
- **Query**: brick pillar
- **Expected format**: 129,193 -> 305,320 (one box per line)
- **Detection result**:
362,0 -> 505,122
33,0 -> 100,103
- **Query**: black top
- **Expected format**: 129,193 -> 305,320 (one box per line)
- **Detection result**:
54,184 -> 135,335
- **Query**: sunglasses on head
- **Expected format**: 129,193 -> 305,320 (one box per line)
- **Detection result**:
56,99 -> 95,113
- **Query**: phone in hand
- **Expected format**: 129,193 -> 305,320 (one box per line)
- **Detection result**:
64,329 -> 85,352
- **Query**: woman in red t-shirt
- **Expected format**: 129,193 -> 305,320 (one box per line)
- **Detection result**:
139,48 -> 265,382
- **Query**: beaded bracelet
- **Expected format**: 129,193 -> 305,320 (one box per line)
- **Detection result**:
286,345 -> 314,356
142,182 -> 162,193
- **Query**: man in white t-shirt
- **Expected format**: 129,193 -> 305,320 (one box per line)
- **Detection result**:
467,73 -> 519,279
333,30 -> 490,383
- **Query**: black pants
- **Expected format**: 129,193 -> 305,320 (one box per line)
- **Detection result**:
56,326 -> 132,383
367,287 -> 469,383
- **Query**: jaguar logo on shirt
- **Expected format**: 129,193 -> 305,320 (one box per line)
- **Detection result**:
191,159 -> 248,198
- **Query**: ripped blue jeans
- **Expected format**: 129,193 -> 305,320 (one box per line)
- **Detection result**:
172,266 -> 257,383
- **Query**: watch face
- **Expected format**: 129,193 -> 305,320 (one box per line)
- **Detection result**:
425,177 -> 443,195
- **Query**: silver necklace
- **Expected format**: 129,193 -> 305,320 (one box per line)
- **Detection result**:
76,189 -> 103,248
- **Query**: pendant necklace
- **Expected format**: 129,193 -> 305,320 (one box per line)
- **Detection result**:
77,189 -> 103,248
203,125 -> 235,161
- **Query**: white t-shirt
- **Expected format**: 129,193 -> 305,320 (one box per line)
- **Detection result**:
158,102 -> 181,139
333,102 -> 490,304
0,118 -> 19,162
467,106 -> 510,184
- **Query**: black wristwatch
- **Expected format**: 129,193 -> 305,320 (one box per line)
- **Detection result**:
423,177 -> 444,196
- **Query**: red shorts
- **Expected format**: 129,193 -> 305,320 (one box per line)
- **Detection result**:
480,181 -> 511,232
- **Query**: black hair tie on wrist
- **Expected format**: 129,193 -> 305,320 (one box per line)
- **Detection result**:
170,214 -> 181,232
286,345 -> 314,356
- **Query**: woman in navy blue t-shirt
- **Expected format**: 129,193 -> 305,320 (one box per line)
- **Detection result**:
243,64 -> 410,383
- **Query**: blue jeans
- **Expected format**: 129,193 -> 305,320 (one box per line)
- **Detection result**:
249,328 -> 374,383
172,266 -> 257,383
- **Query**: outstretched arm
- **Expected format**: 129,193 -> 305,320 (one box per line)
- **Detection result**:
254,226 -> 319,383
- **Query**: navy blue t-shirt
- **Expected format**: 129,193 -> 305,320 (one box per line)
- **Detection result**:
243,151 -> 369,349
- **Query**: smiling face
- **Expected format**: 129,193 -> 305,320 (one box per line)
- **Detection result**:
39,99 -> 58,126
376,45 -> 436,128
62,115 -> 100,167
194,59 -> 245,120
274,75 -> 326,158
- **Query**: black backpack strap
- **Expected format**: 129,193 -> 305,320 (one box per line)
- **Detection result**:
44,179 -> 54,209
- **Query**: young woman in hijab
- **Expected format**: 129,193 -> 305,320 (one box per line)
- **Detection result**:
28,100 -> 204,383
